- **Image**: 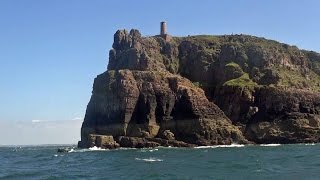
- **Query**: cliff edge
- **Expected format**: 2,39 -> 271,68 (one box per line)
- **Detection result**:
78,29 -> 320,148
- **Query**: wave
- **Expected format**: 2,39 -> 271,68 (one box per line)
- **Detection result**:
54,154 -> 64,157
304,143 -> 316,146
259,144 -> 281,147
194,144 -> 245,149
68,148 -> 75,152
135,157 -> 163,162
88,146 -> 107,151
140,148 -> 159,152
118,147 -> 137,150
61,143 -> 316,153
67,146 -> 109,153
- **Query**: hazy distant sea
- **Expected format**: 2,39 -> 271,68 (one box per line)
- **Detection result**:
0,144 -> 319,179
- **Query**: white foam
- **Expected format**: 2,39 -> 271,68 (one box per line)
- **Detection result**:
158,146 -> 177,149
194,146 -> 215,149
140,148 -> 159,153
194,144 -> 245,149
118,147 -> 137,150
54,154 -> 64,157
67,146 -> 108,153
88,146 -> 107,151
135,157 -> 163,162
69,149 -> 90,153
68,148 -> 75,152
260,144 -> 281,147
304,143 -> 316,146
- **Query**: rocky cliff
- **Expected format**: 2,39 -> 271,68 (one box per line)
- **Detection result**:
78,29 -> 320,148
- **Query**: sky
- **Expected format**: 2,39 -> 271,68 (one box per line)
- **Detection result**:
1,0 -> 320,145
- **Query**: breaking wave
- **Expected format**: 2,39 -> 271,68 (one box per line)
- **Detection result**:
259,144 -> 281,147
135,157 -> 163,162
67,146 -> 108,153
140,148 -> 159,152
194,144 -> 245,149
304,143 -> 316,146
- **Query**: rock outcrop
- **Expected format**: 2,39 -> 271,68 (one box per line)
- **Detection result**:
78,29 -> 320,148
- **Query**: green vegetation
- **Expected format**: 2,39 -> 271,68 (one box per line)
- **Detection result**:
167,57 -> 179,74
108,70 -> 116,79
184,34 -> 303,59
303,50 -> 320,75
312,61 -> 320,75
273,67 -> 320,91
224,62 -> 244,80
225,62 -> 241,68
223,73 -> 257,90
172,34 -> 320,93
191,35 -> 220,42
191,81 -> 215,89
193,81 -> 200,87
106,70 -> 117,91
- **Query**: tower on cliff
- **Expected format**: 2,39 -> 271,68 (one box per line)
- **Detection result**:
160,21 -> 167,35
160,21 -> 171,41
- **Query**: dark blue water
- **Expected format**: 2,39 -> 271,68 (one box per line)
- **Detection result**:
0,144 -> 320,179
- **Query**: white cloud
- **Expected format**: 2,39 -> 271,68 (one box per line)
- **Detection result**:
71,117 -> 83,121
31,119 -> 49,123
0,120 -> 83,145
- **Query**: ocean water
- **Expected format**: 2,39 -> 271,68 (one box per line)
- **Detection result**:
0,144 -> 320,180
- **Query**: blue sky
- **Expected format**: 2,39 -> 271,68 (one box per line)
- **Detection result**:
0,0 -> 320,144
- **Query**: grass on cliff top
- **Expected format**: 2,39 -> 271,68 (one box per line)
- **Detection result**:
190,35 -> 221,42
180,34 -> 302,56
223,73 -> 257,89
273,66 -> 320,91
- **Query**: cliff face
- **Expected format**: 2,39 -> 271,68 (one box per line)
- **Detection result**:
78,29 -> 320,148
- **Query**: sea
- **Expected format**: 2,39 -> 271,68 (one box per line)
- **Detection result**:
0,143 -> 319,180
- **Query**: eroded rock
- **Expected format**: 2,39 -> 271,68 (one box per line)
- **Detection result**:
78,29 -> 320,149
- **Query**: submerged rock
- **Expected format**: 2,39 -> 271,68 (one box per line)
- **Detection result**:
57,148 -> 70,153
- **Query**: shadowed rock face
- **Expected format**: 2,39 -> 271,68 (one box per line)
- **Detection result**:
79,70 -> 247,147
78,29 -> 320,148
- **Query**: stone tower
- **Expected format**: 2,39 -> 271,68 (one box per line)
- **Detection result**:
160,21 -> 167,35
160,21 -> 171,41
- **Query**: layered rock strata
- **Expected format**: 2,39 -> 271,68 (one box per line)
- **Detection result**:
78,29 -> 320,148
